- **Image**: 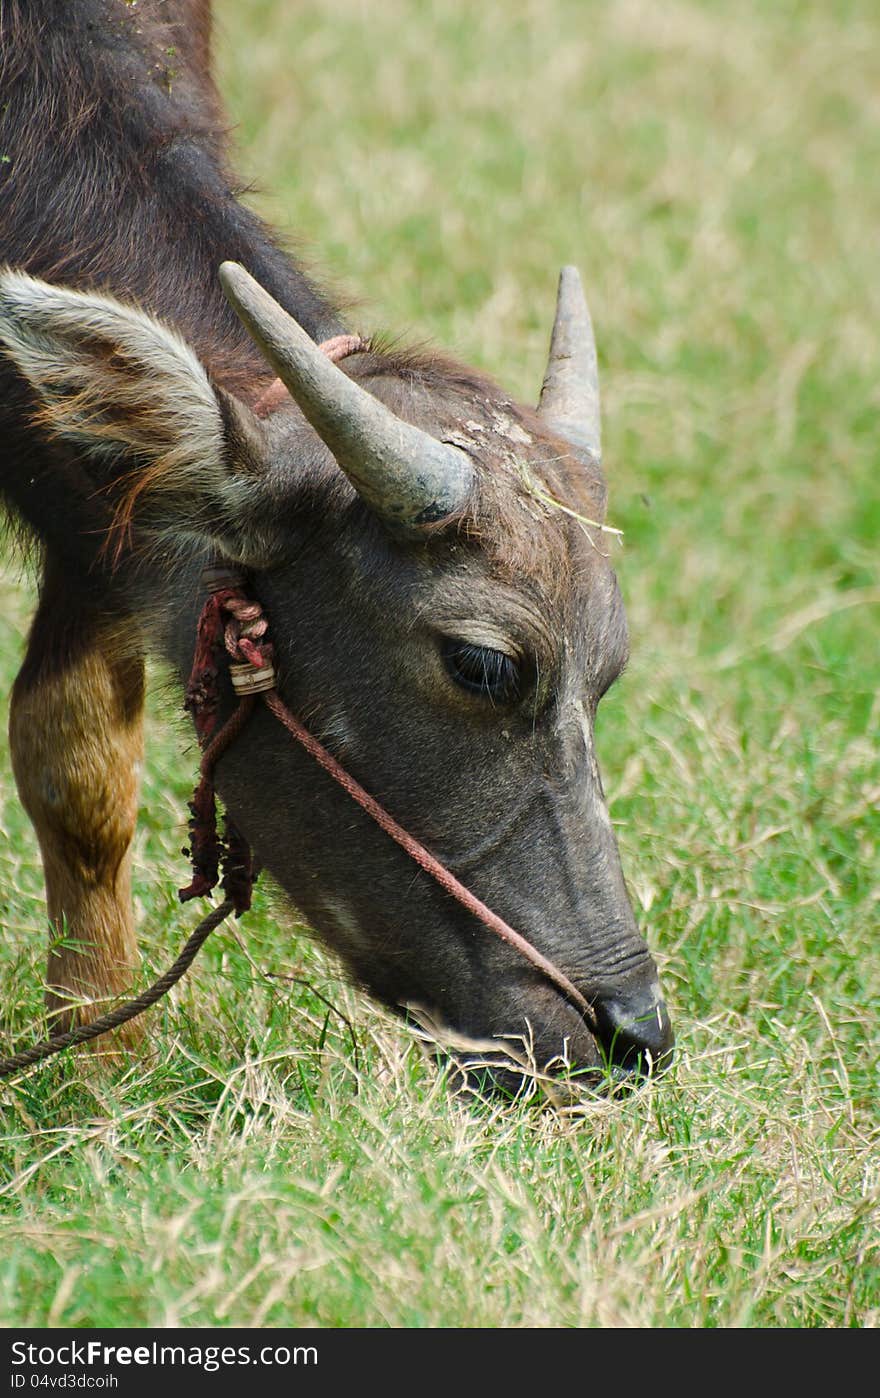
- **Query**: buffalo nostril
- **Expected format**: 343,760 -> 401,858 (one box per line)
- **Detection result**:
592,983 -> 675,1075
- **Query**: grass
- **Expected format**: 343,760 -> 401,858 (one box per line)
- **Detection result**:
0,0 -> 877,1328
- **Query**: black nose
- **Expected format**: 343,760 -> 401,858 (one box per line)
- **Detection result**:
592,980 -> 674,1076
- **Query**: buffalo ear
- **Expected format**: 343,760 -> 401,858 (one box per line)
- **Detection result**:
0,268 -> 285,565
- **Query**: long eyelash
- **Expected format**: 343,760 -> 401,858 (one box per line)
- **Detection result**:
443,640 -> 520,702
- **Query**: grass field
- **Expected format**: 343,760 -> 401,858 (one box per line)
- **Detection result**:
0,0 -> 877,1328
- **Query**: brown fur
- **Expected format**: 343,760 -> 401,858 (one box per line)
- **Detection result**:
10,568 -> 144,1035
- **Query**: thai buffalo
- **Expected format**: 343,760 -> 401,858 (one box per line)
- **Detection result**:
0,0 -> 673,1088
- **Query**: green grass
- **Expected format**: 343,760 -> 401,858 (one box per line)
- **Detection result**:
0,0 -> 877,1328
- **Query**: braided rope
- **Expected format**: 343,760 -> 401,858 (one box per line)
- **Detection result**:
0,899 -> 234,1081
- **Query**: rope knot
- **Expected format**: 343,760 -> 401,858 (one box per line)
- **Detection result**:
222,594 -> 276,693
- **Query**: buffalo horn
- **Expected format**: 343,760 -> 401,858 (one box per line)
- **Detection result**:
219,262 -> 473,529
537,265 -> 602,465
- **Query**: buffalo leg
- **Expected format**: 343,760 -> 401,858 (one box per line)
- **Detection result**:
9,564 -> 144,1037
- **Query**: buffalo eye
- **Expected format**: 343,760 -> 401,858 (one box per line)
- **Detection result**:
441,638 -> 521,703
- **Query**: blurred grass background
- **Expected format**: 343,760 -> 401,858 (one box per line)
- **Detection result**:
0,0 -> 877,1326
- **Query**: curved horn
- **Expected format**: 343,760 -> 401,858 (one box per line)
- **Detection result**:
537,265 -> 601,465
219,262 -> 473,530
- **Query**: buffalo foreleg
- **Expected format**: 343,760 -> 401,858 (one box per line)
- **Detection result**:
9,568 -> 144,1037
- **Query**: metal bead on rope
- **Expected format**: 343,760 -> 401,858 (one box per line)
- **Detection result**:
229,662 -> 275,695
